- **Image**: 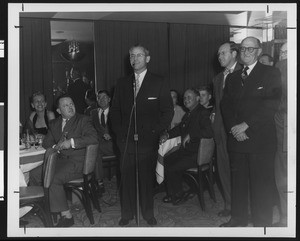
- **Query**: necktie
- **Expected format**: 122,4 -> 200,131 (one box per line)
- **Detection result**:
101,110 -> 106,127
62,118 -> 67,131
135,74 -> 140,96
223,68 -> 232,88
241,66 -> 249,80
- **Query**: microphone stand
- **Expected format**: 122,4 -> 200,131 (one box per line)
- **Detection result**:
133,77 -> 140,227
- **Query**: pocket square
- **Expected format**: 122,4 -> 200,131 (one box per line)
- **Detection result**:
257,86 -> 264,90
148,97 -> 158,100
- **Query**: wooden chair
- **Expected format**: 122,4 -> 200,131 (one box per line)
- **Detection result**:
64,144 -> 101,225
19,148 -> 58,227
183,138 -> 217,211
102,154 -> 120,184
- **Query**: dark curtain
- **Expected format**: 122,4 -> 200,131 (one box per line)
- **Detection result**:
94,20 -> 169,93
169,24 -> 230,94
20,18 -> 53,125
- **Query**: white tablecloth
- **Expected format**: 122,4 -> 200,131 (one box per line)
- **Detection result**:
156,137 -> 181,184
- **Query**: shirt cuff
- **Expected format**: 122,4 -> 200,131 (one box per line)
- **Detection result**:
70,138 -> 75,148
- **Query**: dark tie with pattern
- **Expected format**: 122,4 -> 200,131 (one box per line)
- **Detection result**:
241,66 -> 249,86
101,110 -> 106,128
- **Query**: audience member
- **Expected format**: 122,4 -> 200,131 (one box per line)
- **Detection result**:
24,91 -> 55,136
259,53 -> 274,66
220,36 -> 281,227
68,67 -> 90,114
84,89 -> 98,116
90,90 -> 116,194
170,89 -> 186,129
110,44 -> 173,226
29,94 -> 98,227
273,42 -> 287,226
160,88 -> 213,205
198,85 -> 213,112
211,41 -> 242,217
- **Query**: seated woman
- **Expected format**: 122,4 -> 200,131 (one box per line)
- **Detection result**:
160,88 -> 213,205
198,85 -> 214,112
170,89 -> 186,129
24,91 -> 55,136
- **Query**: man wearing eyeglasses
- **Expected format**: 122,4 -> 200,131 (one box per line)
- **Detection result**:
220,37 -> 282,227
110,44 -> 173,226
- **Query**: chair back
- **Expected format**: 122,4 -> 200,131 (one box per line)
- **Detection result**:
197,138 -> 215,166
83,144 -> 99,175
42,148 -> 58,188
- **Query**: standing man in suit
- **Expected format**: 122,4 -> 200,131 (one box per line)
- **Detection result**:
68,67 -> 91,114
110,44 -> 174,226
90,90 -> 115,192
211,41 -> 242,217
273,42 -> 288,226
30,94 -> 98,227
220,37 -> 281,227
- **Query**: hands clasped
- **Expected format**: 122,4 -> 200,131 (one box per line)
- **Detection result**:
230,122 -> 249,142
55,139 -> 72,151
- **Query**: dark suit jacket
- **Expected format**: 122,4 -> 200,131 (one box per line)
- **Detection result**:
168,104 -> 213,153
110,71 -> 174,154
212,63 -> 242,144
90,107 -> 114,154
220,61 -> 281,153
68,78 -> 90,114
42,113 -> 98,158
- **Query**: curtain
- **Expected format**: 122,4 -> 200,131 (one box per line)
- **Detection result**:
20,18 -> 53,125
94,20 -> 169,93
169,24 -> 230,95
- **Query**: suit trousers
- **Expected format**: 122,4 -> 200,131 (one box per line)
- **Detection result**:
119,150 -> 157,221
229,151 -> 276,226
274,113 -> 287,223
30,155 -> 83,213
215,129 -> 231,210
164,148 -> 197,198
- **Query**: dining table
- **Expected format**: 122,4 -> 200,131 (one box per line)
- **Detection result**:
156,136 -> 181,184
19,144 -> 46,218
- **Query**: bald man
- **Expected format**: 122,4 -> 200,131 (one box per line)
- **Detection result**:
273,42 -> 287,226
220,37 -> 281,227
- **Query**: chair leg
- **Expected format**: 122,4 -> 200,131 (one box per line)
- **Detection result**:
89,177 -> 101,213
198,172 -> 205,211
83,182 -> 95,225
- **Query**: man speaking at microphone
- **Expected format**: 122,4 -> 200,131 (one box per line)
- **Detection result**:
110,44 -> 173,226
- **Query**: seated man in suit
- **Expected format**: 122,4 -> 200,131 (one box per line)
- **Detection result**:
29,94 -> 98,227
160,88 -> 214,205
90,90 -> 116,193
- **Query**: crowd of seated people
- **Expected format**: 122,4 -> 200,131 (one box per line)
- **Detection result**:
21,37 -> 287,228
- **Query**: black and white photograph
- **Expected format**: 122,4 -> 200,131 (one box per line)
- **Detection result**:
4,2 -> 297,238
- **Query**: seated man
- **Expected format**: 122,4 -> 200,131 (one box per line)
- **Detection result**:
29,94 -> 98,227
160,88 -> 213,205
90,90 -> 116,192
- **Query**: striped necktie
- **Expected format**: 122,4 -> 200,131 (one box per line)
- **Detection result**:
62,118 -> 68,131
241,66 -> 249,86
135,74 -> 140,96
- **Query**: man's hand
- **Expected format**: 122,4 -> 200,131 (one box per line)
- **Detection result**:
182,134 -> 191,148
231,122 -> 249,138
159,133 -> 169,145
103,133 -> 112,141
234,132 -> 249,142
56,139 -> 72,151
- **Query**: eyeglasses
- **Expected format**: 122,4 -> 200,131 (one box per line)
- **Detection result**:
130,53 -> 146,59
240,47 -> 260,53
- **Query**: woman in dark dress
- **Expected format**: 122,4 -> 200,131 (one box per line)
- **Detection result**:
24,91 -> 55,136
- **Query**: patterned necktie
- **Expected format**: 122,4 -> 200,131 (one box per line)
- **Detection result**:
241,66 -> 249,86
62,118 -> 67,131
135,74 -> 140,96
101,110 -> 106,127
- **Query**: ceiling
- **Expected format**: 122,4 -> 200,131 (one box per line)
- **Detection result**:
20,11 -> 287,45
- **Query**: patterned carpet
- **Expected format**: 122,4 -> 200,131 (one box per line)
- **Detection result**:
21,175 -> 280,228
